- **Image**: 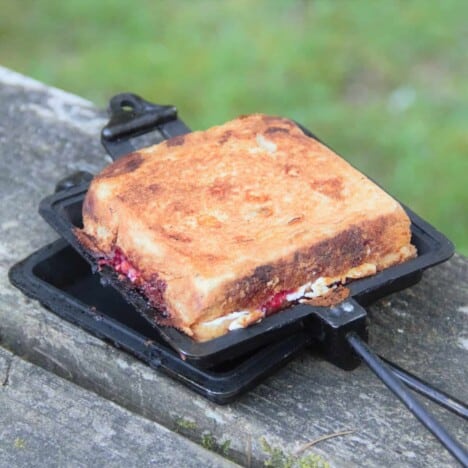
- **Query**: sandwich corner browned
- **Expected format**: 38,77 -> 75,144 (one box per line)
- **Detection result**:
75,114 -> 416,341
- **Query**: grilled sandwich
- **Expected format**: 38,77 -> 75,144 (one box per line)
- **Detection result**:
76,114 -> 416,341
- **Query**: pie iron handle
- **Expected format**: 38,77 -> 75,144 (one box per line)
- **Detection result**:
346,332 -> 468,464
308,300 -> 467,462
101,93 -> 191,160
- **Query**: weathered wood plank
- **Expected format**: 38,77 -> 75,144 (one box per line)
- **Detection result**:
0,348 -> 237,467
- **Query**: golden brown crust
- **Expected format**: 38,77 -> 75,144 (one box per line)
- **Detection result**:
77,114 -> 416,340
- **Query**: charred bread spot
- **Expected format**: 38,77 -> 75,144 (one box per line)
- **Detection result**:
288,216 -> 304,225
116,185 -> 157,207
74,228 -> 100,254
224,261 -> 292,313
234,235 -> 254,243
360,213 -> 408,260
224,276 -> 272,311
141,273 -> 168,316
253,265 -> 275,283
310,226 -> 366,276
166,135 -> 185,147
124,153 -> 144,172
99,152 -> 144,178
339,226 -> 367,267
209,180 -> 233,199
265,126 -> 289,135
218,130 -> 233,144
225,227 -> 366,312
147,183 -> 161,194
165,201 -> 196,217
365,214 -> 390,240
82,191 -> 98,222
166,232 -> 193,243
309,177 -> 344,200
284,164 -> 300,177
293,250 -> 306,266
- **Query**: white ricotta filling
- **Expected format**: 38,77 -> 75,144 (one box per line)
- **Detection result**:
199,277 -> 335,331
199,263 -> 377,331
202,310 -> 250,328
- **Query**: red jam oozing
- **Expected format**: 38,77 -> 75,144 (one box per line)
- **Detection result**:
98,248 -> 168,315
98,248 -> 140,283
99,249 -> 297,321
260,289 -> 294,316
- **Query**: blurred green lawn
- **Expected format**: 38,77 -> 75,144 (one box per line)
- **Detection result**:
1,0 -> 466,254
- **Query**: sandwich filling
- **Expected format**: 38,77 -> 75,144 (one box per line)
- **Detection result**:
96,245 -> 378,340
193,262 -> 377,340
98,247 -> 168,318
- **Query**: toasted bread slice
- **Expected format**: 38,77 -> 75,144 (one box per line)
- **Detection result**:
76,114 -> 416,341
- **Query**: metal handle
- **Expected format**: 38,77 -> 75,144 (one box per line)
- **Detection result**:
347,332 -> 468,466
380,356 -> 468,420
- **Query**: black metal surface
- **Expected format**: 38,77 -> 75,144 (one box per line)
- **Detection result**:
6,93 -> 459,414
38,165 -> 453,368
55,171 -> 94,193
101,93 -> 190,159
8,238 -> 313,404
36,94 -> 454,367
381,357 -> 468,420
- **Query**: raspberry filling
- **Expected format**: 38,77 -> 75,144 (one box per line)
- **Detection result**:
97,248 -> 168,315
98,248 -> 338,330
99,248 -> 140,283
260,289 -> 294,316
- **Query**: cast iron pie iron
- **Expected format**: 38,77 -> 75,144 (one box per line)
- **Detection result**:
13,94 -> 467,464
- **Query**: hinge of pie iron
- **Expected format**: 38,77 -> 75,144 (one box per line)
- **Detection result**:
101,93 -> 191,160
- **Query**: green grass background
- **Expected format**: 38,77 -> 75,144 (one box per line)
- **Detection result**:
1,0 -> 466,254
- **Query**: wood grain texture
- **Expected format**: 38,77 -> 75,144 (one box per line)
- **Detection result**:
0,348 -> 237,468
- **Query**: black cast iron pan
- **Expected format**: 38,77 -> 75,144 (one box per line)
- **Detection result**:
14,94 -> 468,463
38,93 -> 454,369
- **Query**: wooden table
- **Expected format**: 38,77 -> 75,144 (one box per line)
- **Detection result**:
0,66 -> 466,467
